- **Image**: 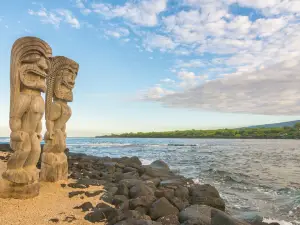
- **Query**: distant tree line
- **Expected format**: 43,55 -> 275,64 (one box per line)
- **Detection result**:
96,123 -> 300,139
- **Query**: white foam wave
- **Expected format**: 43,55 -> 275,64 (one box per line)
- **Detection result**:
67,143 -> 132,147
140,159 -> 153,165
0,138 -> 10,143
263,218 -> 298,225
193,178 -> 201,184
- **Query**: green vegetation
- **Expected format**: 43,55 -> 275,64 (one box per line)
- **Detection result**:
97,123 -> 300,139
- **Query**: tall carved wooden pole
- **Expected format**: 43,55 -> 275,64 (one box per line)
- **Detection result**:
40,56 -> 79,182
0,37 -> 52,198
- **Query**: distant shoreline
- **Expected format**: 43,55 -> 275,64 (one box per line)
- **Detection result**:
96,136 -> 300,139
95,125 -> 300,139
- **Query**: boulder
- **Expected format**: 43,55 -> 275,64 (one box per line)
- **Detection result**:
236,212 -> 264,225
119,156 -> 142,168
84,207 -> 118,223
95,202 -> 111,209
122,210 -> 151,220
157,214 -> 180,225
169,196 -> 189,211
74,202 -> 93,212
155,188 -> 174,200
123,171 -> 139,180
174,186 -> 189,200
101,191 -> 114,204
189,184 -> 225,211
120,179 -> 144,189
179,205 -> 250,225
160,179 -> 186,188
135,206 -> 148,215
85,190 -> 103,197
68,183 -> 89,189
77,178 -> 106,186
129,195 -> 157,209
124,167 -> 138,173
150,160 -> 170,171
130,183 -> 154,199
68,191 -> 85,198
116,183 -> 129,197
114,219 -> 162,225
149,197 -> 179,220
112,195 -> 129,210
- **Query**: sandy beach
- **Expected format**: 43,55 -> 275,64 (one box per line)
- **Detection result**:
0,152 -> 105,225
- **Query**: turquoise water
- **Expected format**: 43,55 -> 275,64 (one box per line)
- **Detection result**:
1,137 -> 299,224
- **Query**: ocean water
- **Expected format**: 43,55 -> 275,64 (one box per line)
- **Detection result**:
0,137 -> 299,224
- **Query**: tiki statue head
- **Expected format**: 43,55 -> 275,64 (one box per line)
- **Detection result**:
49,56 -> 79,102
10,37 -> 52,116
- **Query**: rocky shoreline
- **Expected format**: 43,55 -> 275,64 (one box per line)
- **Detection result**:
0,144 -> 278,225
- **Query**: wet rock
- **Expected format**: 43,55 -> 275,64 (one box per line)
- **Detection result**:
124,167 -> 138,173
123,171 -> 139,180
77,178 -> 106,186
179,205 -> 250,225
129,195 -> 157,209
101,192 -> 114,204
74,202 -> 93,212
211,207 -> 250,225
49,218 -> 59,223
236,212 -> 264,224
68,183 -> 89,189
174,186 -> 189,200
157,214 -> 180,225
159,179 -> 186,188
119,156 -> 142,168
68,191 -> 85,198
84,207 -> 118,223
149,197 -> 179,220
154,188 -> 174,200
120,179 -> 144,189
85,190 -> 103,197
135,206 -> 148,215
169,196 -> 189,211
114,219 -> 162,225
69,171 -> 82,180
112,195 -> 129,210
144,166 -> 171,178
130,183 -> 154,199
63,215 -> 76,223
189,184 -> 225,211
96,202 -> 111,209
150,160 -> 170,171
123,210 -> 151,220
108,186 -> 119,196
116,183 -> 129,196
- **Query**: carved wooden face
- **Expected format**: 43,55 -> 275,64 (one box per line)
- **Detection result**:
54,64 -> 78,102
19,50 -> 50,92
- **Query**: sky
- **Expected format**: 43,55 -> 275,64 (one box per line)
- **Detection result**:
1,0 -> 300,137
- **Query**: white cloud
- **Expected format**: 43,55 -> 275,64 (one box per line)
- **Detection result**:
57,9 -> 80,29
175,59 -> 207,68
143,34 -> 177,51
28,8 -> 80,29
105,27 -> 130,38
177,71 -> 205,89
28,8 -> 62,28
91,0 -> 167,27
252,17 -> 288,37
75,0 -> 91,15
154,59 -> 300,115
143,86 -> 175,99
160,78 -> 175,84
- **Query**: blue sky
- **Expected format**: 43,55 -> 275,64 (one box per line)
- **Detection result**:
1,0 -> 300,136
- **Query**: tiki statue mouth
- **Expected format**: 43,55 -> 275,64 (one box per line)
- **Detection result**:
18,51 -> 50,92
